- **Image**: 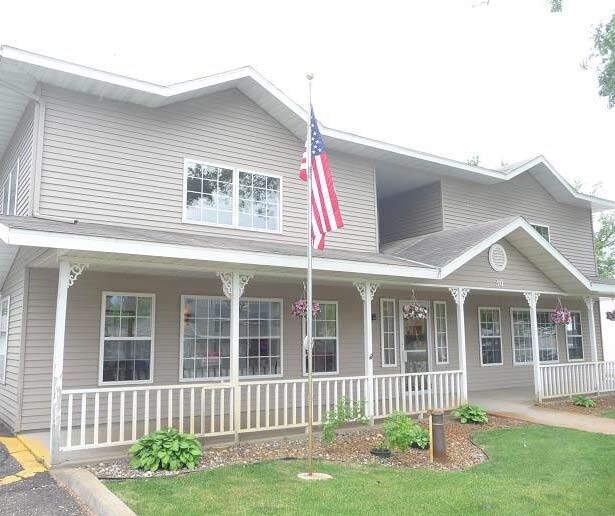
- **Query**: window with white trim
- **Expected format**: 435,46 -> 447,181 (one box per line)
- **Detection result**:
511,309 -> 559,364
101,294 -> 154,383
433,301 -> 448,364
0,297 -> 9,384
239,299 -> 282,377
479,308 -> 503,365
380,299 -> 397,366
0,159 -> 19,216
181,296 -> 231,380
566,311 -> 584,361
184,160 -> 281,232
305,302 -> 338,374
531,224 -> 550,242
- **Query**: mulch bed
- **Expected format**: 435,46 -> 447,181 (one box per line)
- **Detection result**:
89,415 -> 527,480
540,393 -> 615,416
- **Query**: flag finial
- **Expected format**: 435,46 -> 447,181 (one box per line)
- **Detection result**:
306,73 -> 314,81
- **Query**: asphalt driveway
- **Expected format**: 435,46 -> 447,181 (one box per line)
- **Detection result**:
0,424 -> 89,516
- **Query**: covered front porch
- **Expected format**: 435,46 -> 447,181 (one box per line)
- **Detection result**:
31,255 -> 606,465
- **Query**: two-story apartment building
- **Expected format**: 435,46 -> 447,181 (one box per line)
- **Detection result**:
0,46 -> 614,465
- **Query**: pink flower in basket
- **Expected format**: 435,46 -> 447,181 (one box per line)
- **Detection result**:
291,299 -> 321,319
402,303 -> 428,320
549,306 -> 571,325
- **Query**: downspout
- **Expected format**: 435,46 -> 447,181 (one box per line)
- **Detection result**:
0,63 -> 77,223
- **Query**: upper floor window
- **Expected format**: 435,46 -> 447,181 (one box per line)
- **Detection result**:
531,224 -> 550,242
0,159 -> 19,216
183,160 -> 282,233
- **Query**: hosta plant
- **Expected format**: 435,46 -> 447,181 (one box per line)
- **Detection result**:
129,428 -> 202,471
383,412 -> 430,451
452,404 -> 488,424
572,395 -> 597,408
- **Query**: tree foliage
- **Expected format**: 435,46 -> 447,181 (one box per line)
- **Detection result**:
593,14 -> 615,108
595,213 -> 615,278
466,154 -> 481,166
550,0 -> 562,13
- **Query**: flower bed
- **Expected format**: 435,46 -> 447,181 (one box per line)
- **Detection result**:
541,393 -> 615,416
88,415 -> 527,479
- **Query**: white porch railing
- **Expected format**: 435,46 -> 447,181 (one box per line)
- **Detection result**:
60,370 -> 464,452
539,361 -> 615,400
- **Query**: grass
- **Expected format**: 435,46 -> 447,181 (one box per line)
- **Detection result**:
107,426 -> 615,515
600,410 -> 615,419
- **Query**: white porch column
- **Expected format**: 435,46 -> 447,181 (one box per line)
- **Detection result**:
584,296 -> 600,393
218,272 -> 252,443
524,291 -> 542,402
50,262 -> 88,465
354,281 -> 379,426
449,287 -> 470,403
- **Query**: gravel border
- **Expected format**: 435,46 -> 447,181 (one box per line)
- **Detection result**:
90,415 -> 527,480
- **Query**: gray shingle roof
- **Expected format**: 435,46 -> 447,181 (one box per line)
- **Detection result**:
0,216 -> 433,269
381,216 -> 520,268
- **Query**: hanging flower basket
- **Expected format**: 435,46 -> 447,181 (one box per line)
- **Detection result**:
402,303 -> 429,320
606,310 -> 615,321
549,299 -> 571,325
291,299 -> 321,319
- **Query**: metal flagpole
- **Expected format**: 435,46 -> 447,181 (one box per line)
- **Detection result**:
305,73 -> 314,476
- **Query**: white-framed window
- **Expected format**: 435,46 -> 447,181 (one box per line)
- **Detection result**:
183,160 -> 282,233
510,309 -> 559,364
304,301 -> 338,375
181,296 -> 231,380
180,296 -> 283,380
0,296 -> 10,384
566,311 -> 584,361
239,298 -> 282,377
0,159 -> 19,216
100,293 -> 154,384
478,307 -> 503,366
531,224 -> 550,242
433,301 -> 448,364
380,299 -> 397,367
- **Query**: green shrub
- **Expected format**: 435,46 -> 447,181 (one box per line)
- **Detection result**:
322,397 -> 367,444
129,428 -> 202,471
452,404 -> 488,424
383,412 -> 430,451
572,395 -> 597,408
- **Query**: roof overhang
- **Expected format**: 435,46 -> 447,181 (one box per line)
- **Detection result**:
438,217 -> 593,293
0,46 -> 613,211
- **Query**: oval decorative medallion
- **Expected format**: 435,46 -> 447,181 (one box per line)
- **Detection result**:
488,244 -> 507,272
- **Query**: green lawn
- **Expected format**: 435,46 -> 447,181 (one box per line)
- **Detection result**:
107,426 -> 615,515
600,410 -> 615,419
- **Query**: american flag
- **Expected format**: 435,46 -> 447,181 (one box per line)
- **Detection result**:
300,107 -> 344,250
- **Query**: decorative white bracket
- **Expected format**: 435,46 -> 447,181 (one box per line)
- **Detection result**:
354,282 -> 379,302
523,291 -> 541,308
68,263 -> 88,288
217,272 -> 253,299
449,287 -> 470,306
583,296 -> 595,310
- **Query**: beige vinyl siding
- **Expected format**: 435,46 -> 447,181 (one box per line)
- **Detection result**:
39,86 -> 377,252
0,101 -> 34,217
445,239 -> 561,292
0,247 -> 43,430
465,294 -> 595,392
378,182 -> 443,244
441,175 -> 597,276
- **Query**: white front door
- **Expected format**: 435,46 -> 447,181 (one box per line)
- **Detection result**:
399,300 -> 431,374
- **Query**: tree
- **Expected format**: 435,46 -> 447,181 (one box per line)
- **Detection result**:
466,154 -> 481,166
550,0 -> 562,13
593,14 -> 615,108
573,178 -> 615,278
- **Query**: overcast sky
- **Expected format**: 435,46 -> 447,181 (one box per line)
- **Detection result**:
2,0 -> 615,196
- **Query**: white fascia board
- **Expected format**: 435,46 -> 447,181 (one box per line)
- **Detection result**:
3,46 -> 613,210
438,217 -> 592,290
0,226 -> 439,280
590,283 -> 615,295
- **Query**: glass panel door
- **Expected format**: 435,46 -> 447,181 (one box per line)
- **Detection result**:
399,301 -> 430,373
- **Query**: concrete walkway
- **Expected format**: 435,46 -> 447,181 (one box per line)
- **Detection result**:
470,388 -> 615,435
